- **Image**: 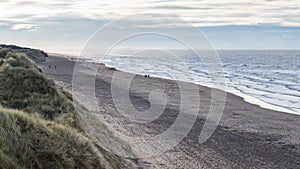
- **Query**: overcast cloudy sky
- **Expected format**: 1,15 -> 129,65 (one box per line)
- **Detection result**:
1,0 -> 300,53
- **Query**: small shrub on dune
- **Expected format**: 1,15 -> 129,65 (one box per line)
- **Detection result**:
0,48 -> 10,58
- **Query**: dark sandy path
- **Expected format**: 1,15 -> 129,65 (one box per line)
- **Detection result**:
39,55 -> 300,169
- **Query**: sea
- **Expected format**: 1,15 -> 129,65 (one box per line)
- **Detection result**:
85,50 -> 300,115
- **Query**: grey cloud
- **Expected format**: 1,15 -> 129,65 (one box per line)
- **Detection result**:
152,5 -> 212,10
13,1 -> 39,7
2,0 -> 300,28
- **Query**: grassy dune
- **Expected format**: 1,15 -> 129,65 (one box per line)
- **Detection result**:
0,107 -> 103,169
0,48 -> 130,169
0,44 -> 47,63
0,48 -> 77,126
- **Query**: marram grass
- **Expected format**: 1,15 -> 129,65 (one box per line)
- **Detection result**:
0,48 -> 132,169
0,49 -> 74,122
0,106 -> 104,169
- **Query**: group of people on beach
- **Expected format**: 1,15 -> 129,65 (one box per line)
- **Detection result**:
48,65 -> 57,69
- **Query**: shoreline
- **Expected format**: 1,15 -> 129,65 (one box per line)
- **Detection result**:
48,53 -> 298,116
113,66 -> 299,115
40,54 -> 300,168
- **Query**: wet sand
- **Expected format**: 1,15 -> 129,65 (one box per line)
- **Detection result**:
39,55 -> 300,169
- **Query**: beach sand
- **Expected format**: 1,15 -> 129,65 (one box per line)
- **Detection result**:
39,55 -> 300,169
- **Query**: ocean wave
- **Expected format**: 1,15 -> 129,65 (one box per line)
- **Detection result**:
88,50 -> 300,115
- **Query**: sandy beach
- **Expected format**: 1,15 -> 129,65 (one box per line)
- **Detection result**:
39,55 -> 300,169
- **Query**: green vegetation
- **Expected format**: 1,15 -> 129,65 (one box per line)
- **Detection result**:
0,44 -> 47,63
0,48 -> 132,169
0,48 -> 76,126
0,107 -> 104,169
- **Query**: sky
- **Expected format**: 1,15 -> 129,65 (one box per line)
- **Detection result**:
1,0 -> 300,54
